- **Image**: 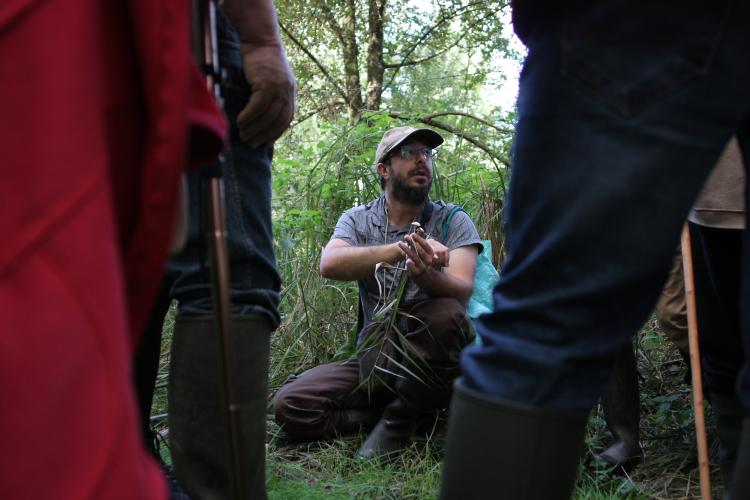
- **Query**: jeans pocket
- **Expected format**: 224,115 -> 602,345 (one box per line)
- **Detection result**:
561,1 -> 732,116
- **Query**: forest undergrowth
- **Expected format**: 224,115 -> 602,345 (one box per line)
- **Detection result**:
151,301 -> 723,499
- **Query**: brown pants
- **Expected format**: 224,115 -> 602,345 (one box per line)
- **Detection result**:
273,297 -> 472,439
655,246 -> 689,355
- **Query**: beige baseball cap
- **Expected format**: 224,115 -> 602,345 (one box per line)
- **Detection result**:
372,126 -> 444,170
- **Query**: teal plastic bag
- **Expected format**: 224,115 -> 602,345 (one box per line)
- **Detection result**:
441,207 -> 499,319
467,239 -> 499,319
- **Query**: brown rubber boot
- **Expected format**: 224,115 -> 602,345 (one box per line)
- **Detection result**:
596,341 -> 643,470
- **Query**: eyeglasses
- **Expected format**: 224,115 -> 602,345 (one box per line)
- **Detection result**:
398,146 -> 438,160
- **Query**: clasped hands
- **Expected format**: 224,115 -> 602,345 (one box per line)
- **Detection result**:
397,233 -> 449,279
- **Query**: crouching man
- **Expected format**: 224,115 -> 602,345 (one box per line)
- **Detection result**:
273,126 -> 482,460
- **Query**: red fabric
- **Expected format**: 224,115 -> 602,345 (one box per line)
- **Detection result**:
119,0 -> 228,341
0,0 -> 226,498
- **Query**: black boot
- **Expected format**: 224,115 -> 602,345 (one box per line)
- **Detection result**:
729,419 -> 750,500
440,379 -> 588,500
357,352 -> 450,461
169,315 -> 271,500
334,408 -> 380,436
357,397 -> 418,460
710,393 -> 745,487
596,342 -> 642,469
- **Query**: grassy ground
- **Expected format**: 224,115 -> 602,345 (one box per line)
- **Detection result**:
151,307 -> 724,499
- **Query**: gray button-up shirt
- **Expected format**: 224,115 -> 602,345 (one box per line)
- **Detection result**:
330,195 -> 482,328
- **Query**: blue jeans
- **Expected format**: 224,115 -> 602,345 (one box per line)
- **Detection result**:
463,1 -> 750,411
168,13 -> 281,328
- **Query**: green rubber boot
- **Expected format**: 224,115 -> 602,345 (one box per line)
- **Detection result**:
169,315 -> 271,500
440,378 -> 588,500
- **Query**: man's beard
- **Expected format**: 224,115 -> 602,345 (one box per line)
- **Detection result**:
389,167 -> 432,205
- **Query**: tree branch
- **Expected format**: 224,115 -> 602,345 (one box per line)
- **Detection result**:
423,112 -> 514,135
319,3 -> 346,47
395,1 -> 485,61
292,98 -> 347,127
383,44 -> 453,69
383,3 -> 505,91
279,21 -> 348,102
387,112 -> 509,168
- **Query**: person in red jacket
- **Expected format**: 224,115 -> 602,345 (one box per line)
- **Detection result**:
0,0 -> 292,498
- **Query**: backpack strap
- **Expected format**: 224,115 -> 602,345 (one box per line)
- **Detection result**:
442,204 -> 465,241
418,200 -> 435,228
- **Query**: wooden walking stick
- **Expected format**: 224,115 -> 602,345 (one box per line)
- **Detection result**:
681,223 -> 712,500
192,1 -> 244,499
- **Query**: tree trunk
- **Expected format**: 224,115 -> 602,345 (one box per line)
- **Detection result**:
365,0 -> 385,111
342,0 -> 363,122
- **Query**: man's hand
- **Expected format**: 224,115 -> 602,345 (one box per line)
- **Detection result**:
399,233 -> 477,302
425,238 -> 450,267
399,232 -> 441,277
237,43 -> 296,147
223,0 -> 296,148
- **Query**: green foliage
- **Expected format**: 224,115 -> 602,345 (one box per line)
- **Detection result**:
268,431 -> 444,499
277,0 -> 514,121
149,300 -> 177,465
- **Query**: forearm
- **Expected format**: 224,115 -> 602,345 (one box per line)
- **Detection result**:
223,0 -> 283,48
221,0 -> 295,147
320,243 -> 403,281
412,268 -> 473,304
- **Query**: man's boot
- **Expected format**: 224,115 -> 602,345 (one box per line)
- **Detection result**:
357,364 -> 447,460
333,408 -> 380,436
709,392 -> 745,486
596,342 -> 642,469
169,315 -> 271,500
356,397 -> 419,460
440,378 -> 587,500
728,419 -> 750,499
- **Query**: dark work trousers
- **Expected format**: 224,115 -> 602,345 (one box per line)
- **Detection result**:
689,222 -> 745,397
273,298 -> 472,439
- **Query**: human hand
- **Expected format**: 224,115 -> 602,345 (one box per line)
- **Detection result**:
399,232 -> 440,278
236,43 -> 296,148
425,238 -> 450,268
